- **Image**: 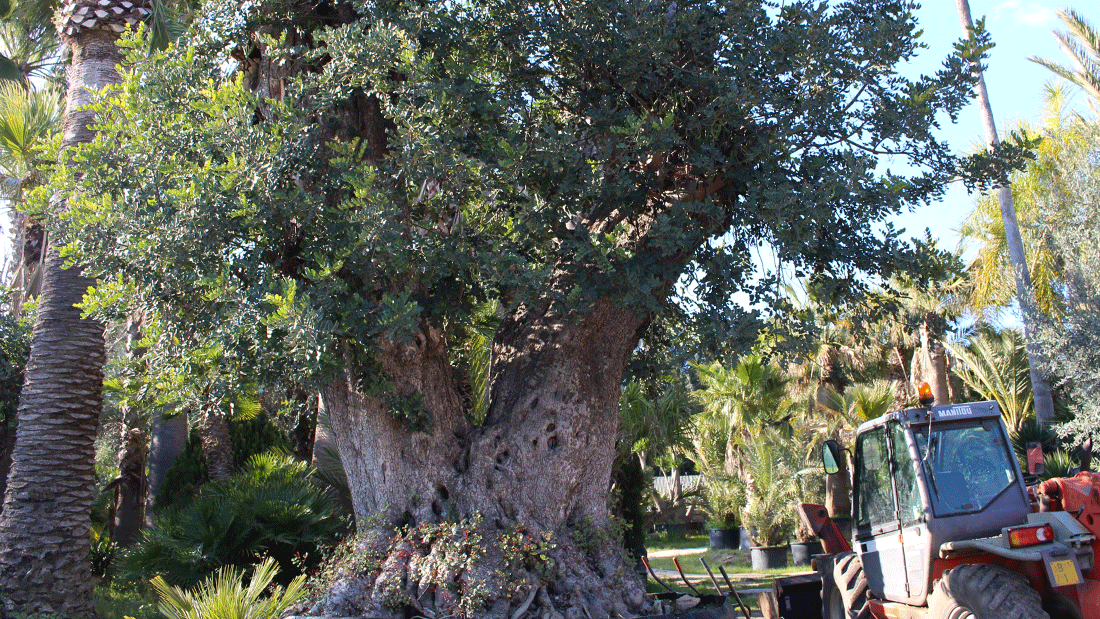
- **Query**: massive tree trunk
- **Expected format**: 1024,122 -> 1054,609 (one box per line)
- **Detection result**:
313,297 -> 651,619
0,23 -> 120,616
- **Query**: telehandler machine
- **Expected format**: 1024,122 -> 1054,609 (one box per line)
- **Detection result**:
772,387 -> 1100,619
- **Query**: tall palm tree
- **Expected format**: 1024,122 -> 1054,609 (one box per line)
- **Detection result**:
956,0 -> 1056,425
0,0 -> 150,613
1030,8 -> 1100,117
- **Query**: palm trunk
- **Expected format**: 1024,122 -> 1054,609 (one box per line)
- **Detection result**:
198,403 -> 234,482
0,25 -> 119,616
888,345 -> 914,408
112,312 -> 147,546
145,411 -> 187,526
0,251 -> 106,615
956,0 -> 1055,424
920,314 -> 950,405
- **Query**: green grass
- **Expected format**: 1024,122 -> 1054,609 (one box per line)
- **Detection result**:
646,530 -> 711,550
642,532 -> 813,604
95,581 -> 160,619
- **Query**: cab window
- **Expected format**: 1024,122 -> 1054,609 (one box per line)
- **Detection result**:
913,420 -> 1018,516
855,427 -> 896,531
889,421 -> 923,524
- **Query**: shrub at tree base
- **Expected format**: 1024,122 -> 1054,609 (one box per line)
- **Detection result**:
120,452 -> 340,588
303,518 -> 644,619
152,557 -> 306,619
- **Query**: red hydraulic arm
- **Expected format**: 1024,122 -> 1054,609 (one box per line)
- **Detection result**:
797,503 -> 852,555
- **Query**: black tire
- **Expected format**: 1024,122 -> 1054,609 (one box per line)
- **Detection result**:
928,564 -> 1050,619
825,552 -> 869,619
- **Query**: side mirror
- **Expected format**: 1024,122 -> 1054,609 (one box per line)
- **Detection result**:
823,440 -> 842,475
1027,441 -> 1045,476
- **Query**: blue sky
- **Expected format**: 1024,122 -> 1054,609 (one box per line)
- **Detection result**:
892,0 -> 1087,254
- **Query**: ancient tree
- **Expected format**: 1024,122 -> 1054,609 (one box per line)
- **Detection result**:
63,1 -> 992,616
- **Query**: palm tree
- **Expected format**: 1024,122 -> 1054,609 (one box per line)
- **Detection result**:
959,88 -> 1087,321
0,80 -> 63,316
152,556 -> 307,619
956,0 -> 1056,425
738,427 -> 802,547
691,354 -> 796,482
888,268 -> 968,407
0,1 -> 149,613
0,11 -> 65,87
1030,8 -> 1100,117
945,329 -> 1033,432
780,282 -> 885,408
619,379 -> 695,522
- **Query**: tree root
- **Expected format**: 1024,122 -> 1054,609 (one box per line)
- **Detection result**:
300,520 -> 651,619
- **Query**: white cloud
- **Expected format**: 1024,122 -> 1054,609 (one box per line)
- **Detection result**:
992,0 -> 1057,28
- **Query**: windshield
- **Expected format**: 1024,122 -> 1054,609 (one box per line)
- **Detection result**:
912,420 -> 1019,516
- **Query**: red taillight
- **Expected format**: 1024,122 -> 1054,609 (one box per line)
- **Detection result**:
1005,523 -> 1055,548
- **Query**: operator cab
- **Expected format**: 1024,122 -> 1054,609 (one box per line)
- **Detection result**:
823,400 -> 1031,606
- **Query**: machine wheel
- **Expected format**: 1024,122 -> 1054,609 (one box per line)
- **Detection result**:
928,564 -> 1049,619
824,552 -> 869,619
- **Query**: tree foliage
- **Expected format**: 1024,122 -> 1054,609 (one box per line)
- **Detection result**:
1027,125 -> 1100,448
1030,8 -> 1100,117
945,328 -> 1032,432
56,0 -> 997,413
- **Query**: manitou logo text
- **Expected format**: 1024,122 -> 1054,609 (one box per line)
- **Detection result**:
936,406 -> 974,419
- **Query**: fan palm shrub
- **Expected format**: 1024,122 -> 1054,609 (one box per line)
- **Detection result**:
152,557 -> 306,619
120,452 -> 340,588
691,355 -> 797,477
701,474 -> 743,531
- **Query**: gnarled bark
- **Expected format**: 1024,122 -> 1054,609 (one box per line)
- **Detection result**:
315,297 -> 651,618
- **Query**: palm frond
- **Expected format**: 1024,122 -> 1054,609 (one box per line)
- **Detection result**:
1031,8 -> 1100,114
0,80 -> 62,180
152,557 -> 306,619
946,329 -> 1032,431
